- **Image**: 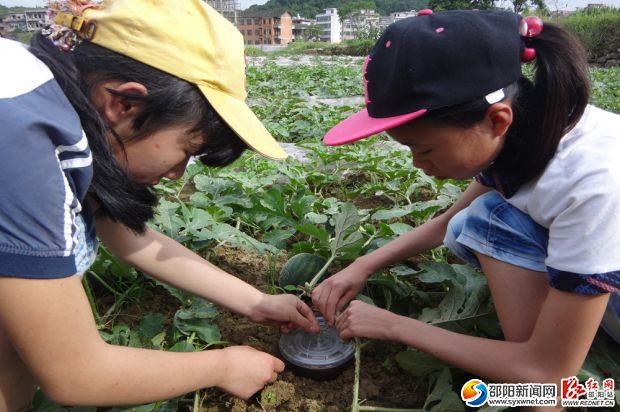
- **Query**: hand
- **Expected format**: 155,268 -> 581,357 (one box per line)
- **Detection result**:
335,300 -> 399,341
249,293 -> 320,333
216,346 -> 285,399
312,260 -> 371,325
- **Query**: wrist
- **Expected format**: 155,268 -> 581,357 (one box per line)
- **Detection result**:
388,314 -> 422,346
201,348 -> 227,388
246,292 -> 269,323
354,254 -> 381,278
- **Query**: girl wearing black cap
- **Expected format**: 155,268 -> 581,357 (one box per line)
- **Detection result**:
314,9 -> 619,395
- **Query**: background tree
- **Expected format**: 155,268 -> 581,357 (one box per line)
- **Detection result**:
304,23 -> 324,41
511,0 -> 548,13
428,0 -> 476,11
339,1 -> 378,18
245,0 -> 430,18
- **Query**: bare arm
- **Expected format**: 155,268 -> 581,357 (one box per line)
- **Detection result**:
96,216 -> 318,332
337,289 -> 609,383
0,275 -> 283,405
314,181 -> 490,323
357,180 -> 490,272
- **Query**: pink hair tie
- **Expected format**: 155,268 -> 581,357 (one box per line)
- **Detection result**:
519,16 -> 543,63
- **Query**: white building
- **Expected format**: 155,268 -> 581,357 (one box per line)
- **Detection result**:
0,8 -> 49,37
341,9 -> 382,41
292,14 -> 317,41
206,0 -> 239,25
390,10 -> 418,22
315,8 -> 341,43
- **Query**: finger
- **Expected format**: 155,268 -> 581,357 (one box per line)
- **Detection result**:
274,357 -> 285,372
339,328 -> 353,342
335,309 -> 348,330
336,293 -> 354,316
311,286 -> 325,312
295,299 -> 320,332
325,288 -> 341,326
269,371 -> 278,383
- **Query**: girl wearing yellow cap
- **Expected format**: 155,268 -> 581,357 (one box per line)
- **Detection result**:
313,9 -> 619,402
0,0 -> 319,409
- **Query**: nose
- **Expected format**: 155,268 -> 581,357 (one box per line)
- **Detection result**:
411,156 -> 431,173
165,158 -> 190,181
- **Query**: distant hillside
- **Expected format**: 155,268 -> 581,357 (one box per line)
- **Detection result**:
244,0 -> 429,18
0,5 -> 37,13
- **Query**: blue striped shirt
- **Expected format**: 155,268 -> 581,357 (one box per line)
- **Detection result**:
0,38 -> 97,278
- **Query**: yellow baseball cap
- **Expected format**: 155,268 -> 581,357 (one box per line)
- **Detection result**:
60,0 -> 287,160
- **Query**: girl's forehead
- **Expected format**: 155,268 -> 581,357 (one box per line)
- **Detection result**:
388,122 -> 440,144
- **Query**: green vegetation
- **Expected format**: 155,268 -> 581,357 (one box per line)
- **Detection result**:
275,38 -> 376,56
245,0 -> 428,18
591,66 -> 620,113
558,7 -> 620,60
25,55 -> 619,410
13,28 -> 33,44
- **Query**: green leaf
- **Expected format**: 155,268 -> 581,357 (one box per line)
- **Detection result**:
329,203 -> 363,258
290,194 -> 316,219
425,368 -> 465,412
395,349 -> 446,377
332,231 -> 364,259
305,211 -> 328,224
430,391 -> 465,412
169,341 -> 196,352
153,199 -> 183,238
173,300 -> 221,344
388,222 -> 413,235
193,175 -> 235,196
333,203 -> 360,239
355,293 -> 375,305
371,206 -> 412,221
417,262 -> 459,284
260,187 -> 289,217
389,265 -> 418,277
263,228 -> 296,249
296,223 -> 330,245
137,313 -> 166,341
438,284 -> 467,321
194,222 -> 280,254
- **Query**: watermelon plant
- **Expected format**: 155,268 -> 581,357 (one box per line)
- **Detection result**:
27,54 -> 620,411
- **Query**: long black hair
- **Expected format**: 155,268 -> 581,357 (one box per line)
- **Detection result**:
420,22 -> 590,194
30,33 -> 247,232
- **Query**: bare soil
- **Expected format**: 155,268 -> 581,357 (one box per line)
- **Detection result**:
199,247 -> 428,411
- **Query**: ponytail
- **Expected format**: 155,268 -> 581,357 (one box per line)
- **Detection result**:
497,22 -> 590,188
422,22 -> 590,194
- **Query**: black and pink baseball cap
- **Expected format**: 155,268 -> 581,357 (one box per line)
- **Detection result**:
323,10 -> 524,146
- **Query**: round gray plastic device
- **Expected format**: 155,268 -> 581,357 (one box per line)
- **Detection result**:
278,315 -> 354,380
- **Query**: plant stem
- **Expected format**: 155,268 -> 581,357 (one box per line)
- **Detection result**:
358,407 -> 424,411
82,275 -> 101,324
351,340 -> 422,412
307,255 -> 336,290
352,338 -> 361,412
193,389 -> 201,411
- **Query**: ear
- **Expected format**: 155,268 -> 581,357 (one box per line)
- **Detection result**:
96,81 -> 148,129
485,102 -> 513,139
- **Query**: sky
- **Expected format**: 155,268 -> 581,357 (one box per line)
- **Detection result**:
1,0 -> 619,11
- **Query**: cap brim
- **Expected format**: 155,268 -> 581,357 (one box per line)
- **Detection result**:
198,85 -> 287,160
323,108 -> 427,146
